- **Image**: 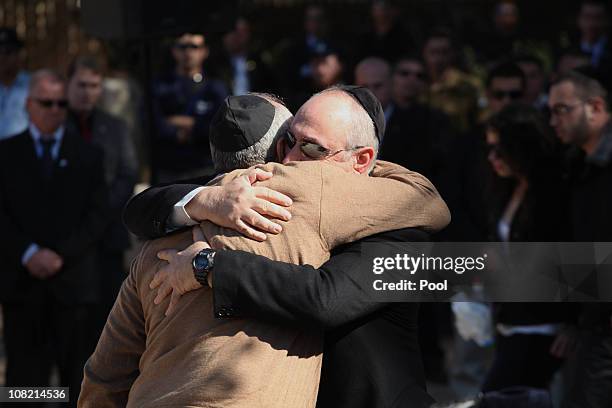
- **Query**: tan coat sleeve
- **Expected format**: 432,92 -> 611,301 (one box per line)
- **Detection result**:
78,246 -> 148,408
320,160 -> 451,249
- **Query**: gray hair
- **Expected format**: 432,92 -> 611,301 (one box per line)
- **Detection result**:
210,96 -> 292,172
317,86 -> 379,172
28,69 -> 65,94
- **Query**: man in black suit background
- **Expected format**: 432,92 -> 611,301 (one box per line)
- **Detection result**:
123,86 -> 451,407
0,70 -> 109,406
65,55 -> 138,328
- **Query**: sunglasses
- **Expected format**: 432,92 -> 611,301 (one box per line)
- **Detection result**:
34,98 -> 68,109
396,69 -> 426,80
174,42 -> 204,50
285,131 -> 362,160
492,90 -> 523,101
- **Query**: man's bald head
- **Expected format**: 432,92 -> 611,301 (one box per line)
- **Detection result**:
354,57 -> 392,108
282,88 -> 378,174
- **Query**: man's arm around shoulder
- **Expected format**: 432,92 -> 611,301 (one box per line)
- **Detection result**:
212,227 -> 429,328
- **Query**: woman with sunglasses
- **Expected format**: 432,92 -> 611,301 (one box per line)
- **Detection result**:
481,103 -> 577,392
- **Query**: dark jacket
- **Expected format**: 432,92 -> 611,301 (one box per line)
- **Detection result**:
151,72 -> 228,173
67,108 -> 138,251
567,123 -> 612,331
122,175 -> 216,239
486,158 -> 576,326
0,129 -> 110,303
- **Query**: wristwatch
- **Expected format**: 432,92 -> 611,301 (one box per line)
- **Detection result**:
192,248 -> 216,287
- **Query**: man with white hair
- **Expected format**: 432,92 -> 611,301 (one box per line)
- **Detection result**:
122,86 -> 449,407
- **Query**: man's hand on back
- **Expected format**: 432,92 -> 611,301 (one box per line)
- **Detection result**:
151,227 -> 212,316
185,167 -> 293,241
25,248 -> 63,279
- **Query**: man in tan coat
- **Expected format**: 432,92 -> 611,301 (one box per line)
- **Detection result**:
79,92 -> 450,407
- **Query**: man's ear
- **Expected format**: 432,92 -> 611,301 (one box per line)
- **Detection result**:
353,147 -> 376,174
588,96 -> 607,115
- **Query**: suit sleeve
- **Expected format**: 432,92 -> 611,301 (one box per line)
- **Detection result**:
122,176 -> 211,239
54,149 -> 111,259
78,248 -> 146,408
212,228 -> 428,329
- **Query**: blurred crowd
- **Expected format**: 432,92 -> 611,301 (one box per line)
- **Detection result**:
1,0 -> 612,406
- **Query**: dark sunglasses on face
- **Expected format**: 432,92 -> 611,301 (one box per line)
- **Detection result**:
492,89 -> 523,101
396,69 -> 426,80
174,42 -> 203,51
34,98 -> 68,109
285,131 -> 362,160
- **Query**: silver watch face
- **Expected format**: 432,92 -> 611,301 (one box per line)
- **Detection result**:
194,249 -> 214,272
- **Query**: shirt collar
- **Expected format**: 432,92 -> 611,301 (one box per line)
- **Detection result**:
29,123 -> 65,144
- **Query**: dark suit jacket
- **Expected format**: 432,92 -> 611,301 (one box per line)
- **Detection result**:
67,109 -> 138,251
0,129 -> 110,303
122,175 -> 216,239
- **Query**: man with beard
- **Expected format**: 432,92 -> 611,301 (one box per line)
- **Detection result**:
548,70 -> 612,408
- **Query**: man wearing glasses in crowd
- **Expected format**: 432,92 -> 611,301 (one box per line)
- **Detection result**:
0,70 -> 110,407
151,32 -> 228,183
548,69 -> 612,408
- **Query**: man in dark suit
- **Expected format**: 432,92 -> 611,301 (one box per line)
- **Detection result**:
123,86 -> 451,407
0,70 -> 109,406
66,55 -> 138,326
548,70 -> 612,408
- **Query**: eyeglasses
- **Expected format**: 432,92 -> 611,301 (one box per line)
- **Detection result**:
174,42 -> 204,51
396,69 -> 426,80
34,98 -> 68,109
285,131 -> 363,160
491,90 -> 523,101
549,102 -> 584,117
